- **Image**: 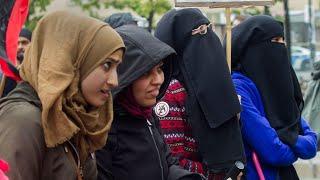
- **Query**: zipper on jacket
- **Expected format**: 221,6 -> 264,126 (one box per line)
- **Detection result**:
147,119 -> 164,180
67,140 -> 84,179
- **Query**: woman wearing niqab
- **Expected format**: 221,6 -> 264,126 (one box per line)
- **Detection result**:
154,8 -> 246,179
230,15 -> 317,179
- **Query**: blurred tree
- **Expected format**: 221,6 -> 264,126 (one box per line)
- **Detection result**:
71,0 -> 101,18
72,0 -> 171,32
25,0 -> 52,30
243,7 -> 261,16
264,6 -> 271,15
104,0 -> 171,32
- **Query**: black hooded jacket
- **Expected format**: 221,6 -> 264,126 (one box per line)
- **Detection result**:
96,25 -> 203,180
155,8 -> 245,174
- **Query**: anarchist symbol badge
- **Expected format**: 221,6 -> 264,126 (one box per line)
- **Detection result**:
154,101 -> 170,117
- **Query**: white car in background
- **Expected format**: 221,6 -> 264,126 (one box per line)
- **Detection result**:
291,46 -> 320,71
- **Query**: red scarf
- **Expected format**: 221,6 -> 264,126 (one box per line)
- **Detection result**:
117,87 -> 152,120
0,159 -> 9,180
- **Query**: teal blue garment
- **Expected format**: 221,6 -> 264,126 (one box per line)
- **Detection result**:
302,77 -> 320,133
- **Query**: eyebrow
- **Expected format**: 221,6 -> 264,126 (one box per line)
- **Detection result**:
19,40 -> 30,43
107,58 -> 121,63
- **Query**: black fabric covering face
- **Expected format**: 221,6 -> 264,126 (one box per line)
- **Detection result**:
155,8 -> 245,172
231,15 -> 303,147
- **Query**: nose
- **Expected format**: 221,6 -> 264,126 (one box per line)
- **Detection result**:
151,71 -> 164,86
17,42 -> 23,50
106,69 -> 118,89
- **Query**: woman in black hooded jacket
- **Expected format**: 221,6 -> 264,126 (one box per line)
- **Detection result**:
96,25 -> 204,180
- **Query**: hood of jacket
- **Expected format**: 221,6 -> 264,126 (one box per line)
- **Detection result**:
112,25 -> 176,100
0,82 -> 41,110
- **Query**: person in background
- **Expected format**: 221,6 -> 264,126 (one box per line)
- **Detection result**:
104,13 -> 137,29
302,60 -> 320,150
0,28 -> 32,97
96,25 -> 204,180
16,28 -> 32,65
154,8 -> 246,180
0,11 -> 125,180
230,15 -> 317,179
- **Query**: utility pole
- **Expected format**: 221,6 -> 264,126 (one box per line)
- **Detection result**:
308,0 -> 316,65
284,0 -> 292,62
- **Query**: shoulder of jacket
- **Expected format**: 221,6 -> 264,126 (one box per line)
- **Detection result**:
0,102 -> 42,130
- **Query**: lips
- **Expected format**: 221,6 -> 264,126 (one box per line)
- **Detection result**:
100,89 -> 110,98
148,89 -> 160,97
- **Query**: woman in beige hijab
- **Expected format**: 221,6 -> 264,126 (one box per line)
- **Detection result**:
0,11 -> 125,180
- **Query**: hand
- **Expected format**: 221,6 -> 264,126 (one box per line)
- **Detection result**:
226,172 -> 243,180
237,172 -> 243,180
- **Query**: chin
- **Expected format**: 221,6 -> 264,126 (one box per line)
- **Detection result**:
142,100 -> 156,107
89,99 -> 106,108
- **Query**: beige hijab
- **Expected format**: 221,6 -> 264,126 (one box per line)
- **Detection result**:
19,11 -> 125,162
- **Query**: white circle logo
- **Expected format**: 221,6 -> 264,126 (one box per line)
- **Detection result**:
154,101 -> 170,117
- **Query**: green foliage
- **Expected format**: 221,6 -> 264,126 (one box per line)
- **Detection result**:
232,9 -> 241,15
243,7 -> 261,16
25,0 -> 52,30
274,15 -> 285,22
103,0 -> 172,31
25,0 -> 171,31
70,0 -> 101,18
103,0 -> 171,18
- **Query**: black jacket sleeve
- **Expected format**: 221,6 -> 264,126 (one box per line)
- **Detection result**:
96,133 -> 117,180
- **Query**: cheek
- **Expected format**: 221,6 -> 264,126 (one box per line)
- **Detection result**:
160,73 -> 165,84
81,79 -> 91,100
81,69 -> 104,95
132,84 -> 143,100
132,81 -> 148,101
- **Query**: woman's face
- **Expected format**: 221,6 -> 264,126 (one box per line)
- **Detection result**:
81,49 -> 123,107
132,62 -> 164,107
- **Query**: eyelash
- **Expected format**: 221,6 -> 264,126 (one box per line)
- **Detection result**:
103,62 -> 112,71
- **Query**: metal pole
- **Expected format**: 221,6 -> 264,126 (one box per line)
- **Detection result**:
309,0 -> 316,65
226,7 -> 232,72
284,0 -> 292,63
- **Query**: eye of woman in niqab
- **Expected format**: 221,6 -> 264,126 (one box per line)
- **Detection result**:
271,36 -> 285,44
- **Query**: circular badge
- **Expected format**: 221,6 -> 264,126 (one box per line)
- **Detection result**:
154,101 -> 170,117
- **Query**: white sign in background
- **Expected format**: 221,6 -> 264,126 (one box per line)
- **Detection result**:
175,0 -> 274,7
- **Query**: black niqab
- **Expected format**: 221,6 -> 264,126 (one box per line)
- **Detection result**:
155,8 -> 241,128
155,8 -> 245,172
231,15 -> 303,147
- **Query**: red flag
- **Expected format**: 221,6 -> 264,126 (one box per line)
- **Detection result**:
0,0 -> 30,80
0,159 -> 9,180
